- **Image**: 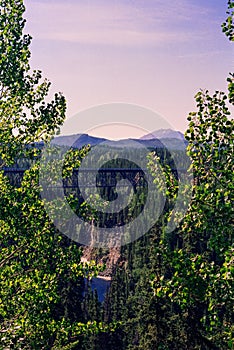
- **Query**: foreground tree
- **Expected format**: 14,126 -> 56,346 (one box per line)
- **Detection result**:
152,2 -> 234,349
0,0 -> 66,165
0,1 -> 107,348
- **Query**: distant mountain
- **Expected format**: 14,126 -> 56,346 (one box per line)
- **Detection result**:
51,129 -> 186,150
129,138 -> 164,149
140,128 -> 185,141
52,134 -> 165,149
51,133 -> 107,148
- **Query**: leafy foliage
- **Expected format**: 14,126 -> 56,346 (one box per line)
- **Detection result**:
0,1 -> 106,348
222,0 -> 234,41
150,3 -> 234,348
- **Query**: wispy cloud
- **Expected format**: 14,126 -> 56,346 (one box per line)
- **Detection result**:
25,0 -> 213,47
23,0 -> 232,134
178,49 -> 232,59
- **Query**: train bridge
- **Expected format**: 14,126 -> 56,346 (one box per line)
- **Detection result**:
2,167 -> 149,189
2,166 -> 187,190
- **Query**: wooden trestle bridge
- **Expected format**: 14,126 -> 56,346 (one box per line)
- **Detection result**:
2,166 -> 187,190
2,167 -> 149,189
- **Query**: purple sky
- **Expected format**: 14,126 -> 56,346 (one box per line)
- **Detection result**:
24,0 -> 233,139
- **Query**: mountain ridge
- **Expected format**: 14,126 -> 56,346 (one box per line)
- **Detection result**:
52,129 -> 186,150
140,128 -> 184,141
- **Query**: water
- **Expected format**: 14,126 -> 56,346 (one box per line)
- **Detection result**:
89,277 -> 111,302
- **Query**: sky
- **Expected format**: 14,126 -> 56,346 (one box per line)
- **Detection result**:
24,0 -> 233,139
